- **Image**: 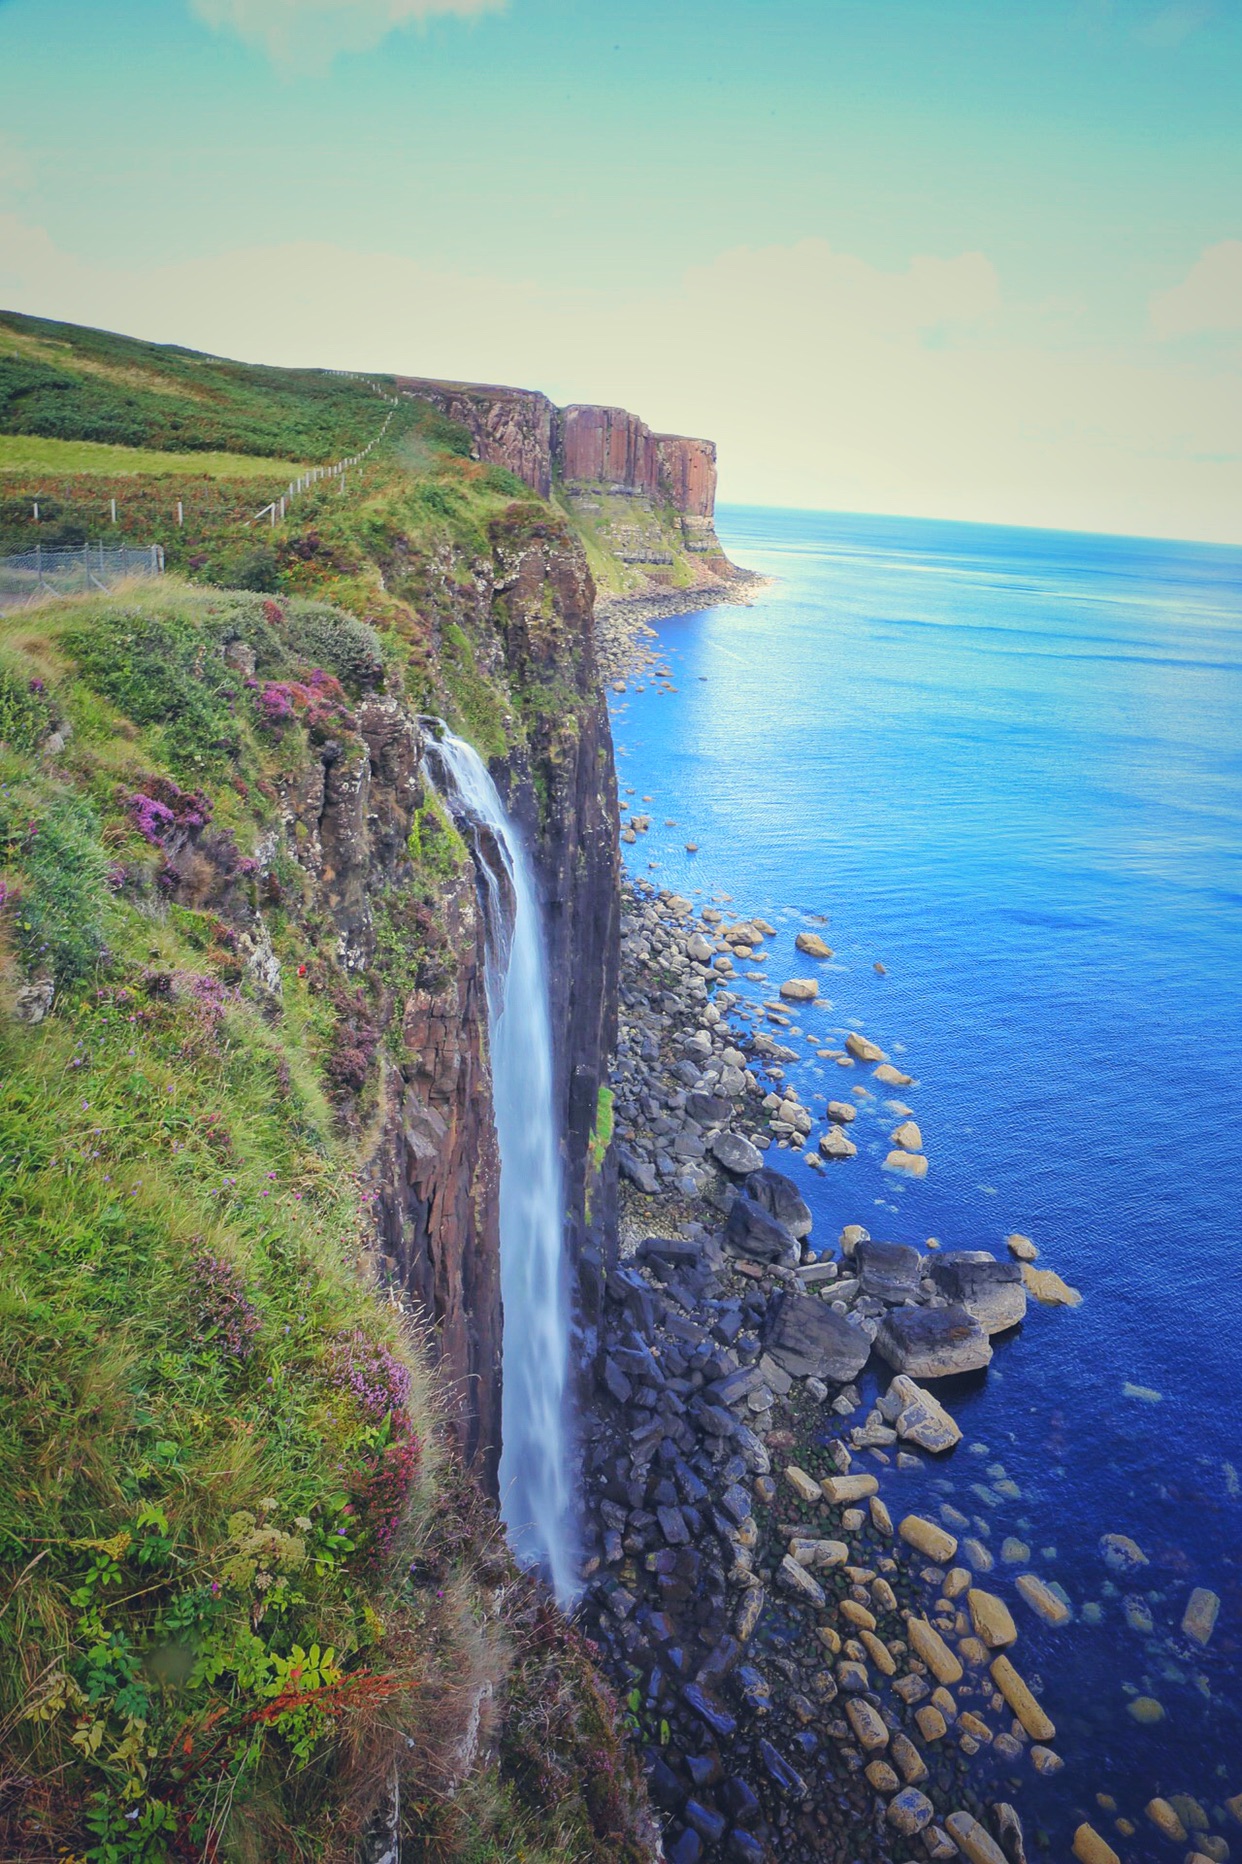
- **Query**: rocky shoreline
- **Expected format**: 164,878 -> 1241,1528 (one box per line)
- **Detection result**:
596,573 -> 772,690
577,878 -> 1073,1864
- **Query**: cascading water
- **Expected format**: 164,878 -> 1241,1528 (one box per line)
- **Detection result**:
426,730 -> 578,1605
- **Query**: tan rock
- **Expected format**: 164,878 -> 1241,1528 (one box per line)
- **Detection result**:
1020,1263 -> 1082,1306
865,1758 -> 900,1792
890,1120 -> 923,1151
1030,1745 -> 1063,1774
967,1588 -> 1019,1648
1147,1801 -> 1189,1844
795,932 -> 833,958
1074,1826 -> 1121,1864
873,1062 -> 914,1086
943,1567 -> 972,1600
1182,1587 -> 1220,1646
1006,1232 -> 1038,1261
845,1697 -> 889,1750
839,1223 -> 869,1255
1225,1796 -> 1242,1825
840,1599 -> 877,1631
915,1704 -> 948,1742
822,1473 -> 878,1505
826,1100 -> 856,1123
871,1576 -> 897,1613
899,1515 -> 959,1563
1127,1696 -> 1165,1724
906,1618 -> 964,1684
945,1813 -> 1008,1864
931,1685 -> 957,1721
990,1654 -> 1055,1740
860,1630 -> 897,1675
846,1031 -> 887,1062
1015,1572 -> 1072,1626
884,1148 -> 929,1176
785,1465 -> 823,1504
780,977 -> 818,1002
869,1494 -> 894,1536
890,1731 -> 928,1784
959,1710 -> 992,1743
957,1635 -> 990,1667
819,1127 -> 858,1159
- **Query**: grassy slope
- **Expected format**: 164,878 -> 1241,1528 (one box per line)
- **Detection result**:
0,436 -> 305,478
0,319 -> 649,1864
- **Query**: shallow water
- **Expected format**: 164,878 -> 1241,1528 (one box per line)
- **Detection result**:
610,507 -> 1242,1848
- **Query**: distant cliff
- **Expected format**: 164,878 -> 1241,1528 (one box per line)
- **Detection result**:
396,377 -> 743,604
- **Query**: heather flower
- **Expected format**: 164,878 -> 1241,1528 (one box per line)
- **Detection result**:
325,1330 -> 410,1422
193,1253 -> 261,1360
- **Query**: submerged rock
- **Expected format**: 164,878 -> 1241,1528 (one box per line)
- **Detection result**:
845,1032 -> 887,1062
779,978 -> 818,1002
1099,1533 -> 1148,1577
1021,1263 -> 1082,1306
884,1148 -> 928,1176
795,931 -> 833,957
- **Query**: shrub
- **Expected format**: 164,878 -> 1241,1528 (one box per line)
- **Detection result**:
281,599 -> 386,692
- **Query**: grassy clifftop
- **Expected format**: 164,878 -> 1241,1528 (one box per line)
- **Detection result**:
0,317 -> 647,1863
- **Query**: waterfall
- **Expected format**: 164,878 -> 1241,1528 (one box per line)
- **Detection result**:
426,730 -> 578,1605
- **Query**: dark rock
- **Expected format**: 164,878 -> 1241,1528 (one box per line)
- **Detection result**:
756,1737 -> 806,1798
725,1195 -> 800,1267
727,1831 -> 766,1863
686,1752 -> 724,1790
763,1292 -> 871,1382
682,1682 -> 737,1739
712,1131 -> 766,1176
602,1358 -> 633,1405
721,1775 -> 762,1825
711,1365 -> 764,1408
744,1167 -> 813,1240
645,1755 -> 684,1810
659,1505 -> 690,1545
619,1148 -> 659,1194
686,1091 -> 731,1129
856,1239 -> 923,1302
697,1636 -> 741,1686
668,1828 -> 703,1864
874,1302 -> 993,1377
991,1803 -> 1028,1864
929,1252 -> 1027,1334
685,1800 -> 728,1845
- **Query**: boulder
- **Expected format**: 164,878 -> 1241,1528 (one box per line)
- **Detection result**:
795,932 -> 833,958
1015,1573 -> 1071,1626
826,1100 -> 856,1123
686,1091 -> 731,1130
725,1195 -> 801,1266
887,1374 -> 962,1452
876,1304 -> 993,1378
946,1814 -> 1009,1864
779,978 -> 818,1002
1073,1829 -> 1120,1864
873,1062 -> 914,1086
990,1654 -> 1054,1740
883,1149 -> 928,1176
845,1032 -> 886,1062
686,933 -> 713,963
1182,1587 -> 1220,1647
905,1614 -> 963,1681
839,1224 -> 869,1256
821,1473 -> 879,1504
764,1292 -> 872,1383
888,1790 -> 935,1836
890,1120 -> 923,1151
901,1520 -> 960,1567
744,1167 -> 813,1240
777,1554 -> 826,1608
819,1128 -> 857,1160
929,1252 -> 1026,1333
618,1148 -> 659,1195
967,1588 -> 1018,1648
1005,1232 -> 1038,1261
857,1240 -> 923,1302
712,1131 -> 765,1177
1099,1533 -> 1148,1577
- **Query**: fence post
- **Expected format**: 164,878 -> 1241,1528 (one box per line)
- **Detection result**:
111,498 -> 118,525
177,501 -> 184,526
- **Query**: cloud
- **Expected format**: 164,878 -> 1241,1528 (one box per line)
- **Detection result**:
188,0 -> 505,69
1136,0 -> 1217,47
1,214 -> 1239,544
1150,240 -> 1242,338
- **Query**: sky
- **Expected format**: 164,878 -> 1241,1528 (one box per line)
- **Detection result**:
1,0 -> 1240,541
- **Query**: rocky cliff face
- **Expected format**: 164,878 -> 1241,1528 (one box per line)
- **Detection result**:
657,433 -> 717,520
397,377 -> 557,498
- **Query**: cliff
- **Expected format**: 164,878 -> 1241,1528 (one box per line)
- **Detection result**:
0,311 -> 648,1864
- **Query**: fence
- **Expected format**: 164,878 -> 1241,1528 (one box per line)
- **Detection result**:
250,388 -> 401,527
0,542 -> 164,614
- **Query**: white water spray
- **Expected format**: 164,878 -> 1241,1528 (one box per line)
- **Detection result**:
427,731 -> 578,1604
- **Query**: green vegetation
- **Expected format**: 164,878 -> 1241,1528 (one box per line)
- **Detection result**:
0,435 -> 304,478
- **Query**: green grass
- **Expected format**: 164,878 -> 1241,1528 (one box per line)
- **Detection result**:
0,435 -> 306,478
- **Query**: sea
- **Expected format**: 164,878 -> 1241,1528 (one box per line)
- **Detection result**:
607,506 -> 1242,1852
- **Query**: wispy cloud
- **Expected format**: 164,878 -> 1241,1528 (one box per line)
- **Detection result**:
1136,0 -> 1217,48
188,0 -> 505,70
1151,240 -> 1242,337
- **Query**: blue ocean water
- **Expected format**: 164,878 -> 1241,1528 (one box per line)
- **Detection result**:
609,507 -> 1242,1847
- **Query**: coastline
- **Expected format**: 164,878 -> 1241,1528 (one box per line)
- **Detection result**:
595,570 -> 774,688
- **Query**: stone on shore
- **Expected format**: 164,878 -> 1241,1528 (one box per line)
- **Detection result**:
779,978 -> 818,1002
845,1698 -> 890,1751
1182,1587 -> 1221,1646
846,1032 -> 887,1062
884,1149 -> 928,1176
686,932 -> 713,963
712,1131 -> 765,1177
901,1518 -> 959,1564
887,1374 -> 962,1452
1146,1801 -> 1188,1843
795,932 -> 833,958
785,1466 -> 823,1504
873,1062 -> 914,1085
887,1789 -> 935,1836
990,1654 -> 1054,1740
822,1473 -> 879,1505
967,1588 -> 1018,1648
946,1812 -> 1009,1864
906,1616 -> 964,1683
875,1304 -> 993,1378
744,1167 -> 813,1239
764,1292 -> 872,1382
928,1252 -> 1026,1333
725,1194 -> 801,1266
1073,1827 -> 1121,1864
1021,1263 -> 1082,1306
1015,1573 -> 1072,1626
857,1239 -> 923,1302
777,1554 -> 826,1608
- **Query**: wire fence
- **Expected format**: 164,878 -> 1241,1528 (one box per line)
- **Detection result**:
0,542 -> 165,614
248,388 -> 400,527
